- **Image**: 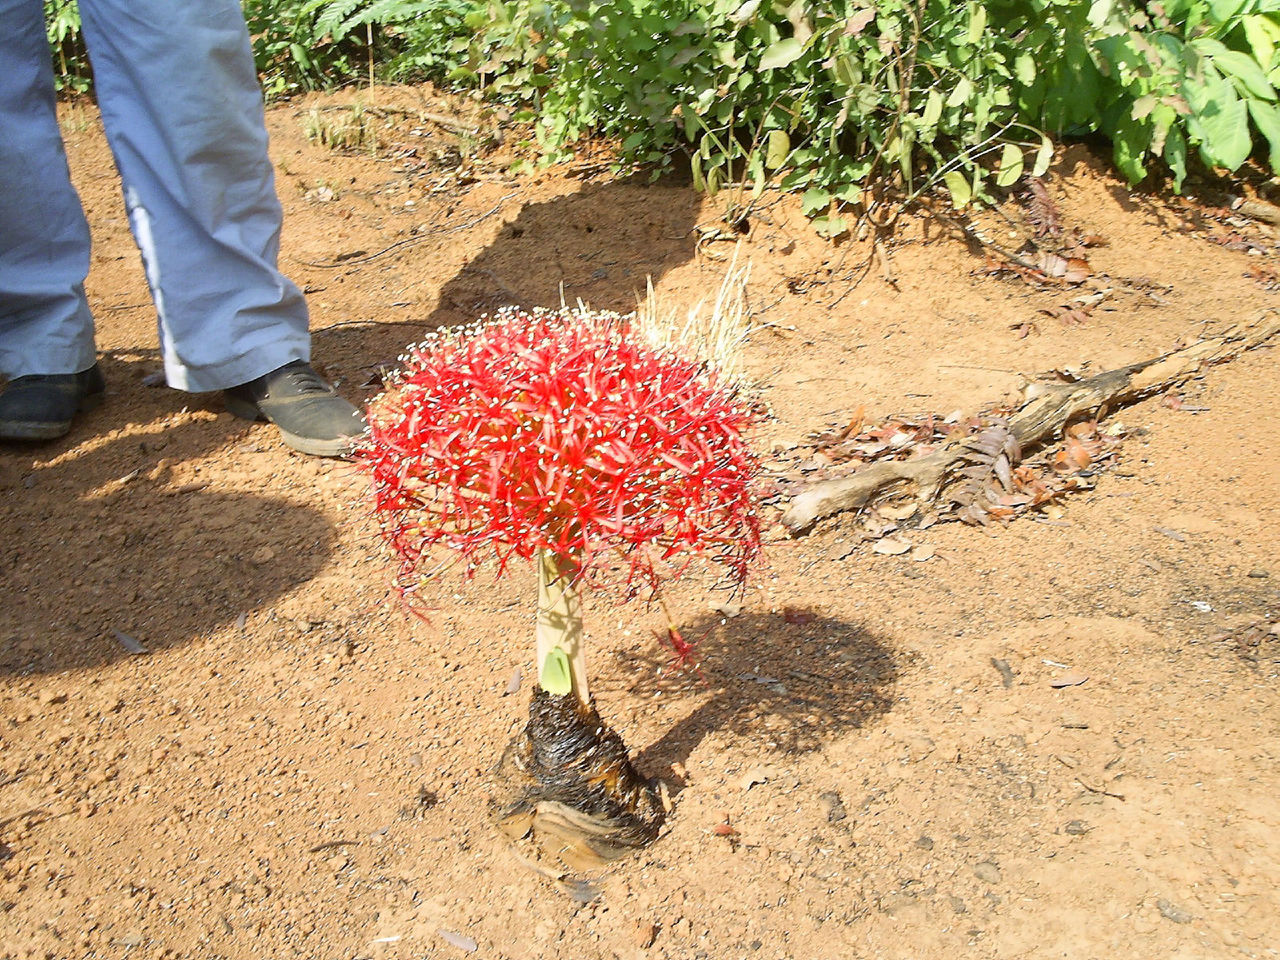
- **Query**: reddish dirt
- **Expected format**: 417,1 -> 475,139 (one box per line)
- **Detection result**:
3,87 -> 1279,960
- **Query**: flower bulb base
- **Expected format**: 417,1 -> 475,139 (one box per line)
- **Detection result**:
491,688 -> 665,872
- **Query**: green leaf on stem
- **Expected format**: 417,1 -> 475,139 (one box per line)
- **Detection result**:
996,143 -> 1024,186
759,38 -> 804,71
943,169 -> 972,208
540,648 -> 573,696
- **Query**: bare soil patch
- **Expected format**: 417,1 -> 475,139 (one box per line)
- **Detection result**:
3,87 -> 1278,960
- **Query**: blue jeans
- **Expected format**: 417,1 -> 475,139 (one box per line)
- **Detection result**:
0,0 -> 310,390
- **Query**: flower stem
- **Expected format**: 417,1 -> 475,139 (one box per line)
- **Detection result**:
535,549 -> 590,705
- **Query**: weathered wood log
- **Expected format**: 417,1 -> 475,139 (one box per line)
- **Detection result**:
781,312 -> 1280,534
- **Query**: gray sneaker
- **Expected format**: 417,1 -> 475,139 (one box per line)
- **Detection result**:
0,364 -> 106,441
224,360 -> 365,457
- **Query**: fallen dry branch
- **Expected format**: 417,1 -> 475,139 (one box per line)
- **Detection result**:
781,312 -> 1280,534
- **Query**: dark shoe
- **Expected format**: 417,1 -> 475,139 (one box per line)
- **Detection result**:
0,364 -> 105,441
224,360 -> 365,457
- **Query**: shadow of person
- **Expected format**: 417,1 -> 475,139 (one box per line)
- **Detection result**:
0,350 -> 339,677
308,174 -> 704,376
616,608 -> 900,774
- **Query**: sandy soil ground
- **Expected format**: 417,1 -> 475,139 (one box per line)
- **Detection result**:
2,87 -> 1278,960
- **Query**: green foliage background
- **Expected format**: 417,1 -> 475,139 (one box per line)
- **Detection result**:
44,0 -> 1280,218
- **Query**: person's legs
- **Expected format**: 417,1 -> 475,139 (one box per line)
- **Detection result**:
0,0 -> 98,381
77,0 -> 310,393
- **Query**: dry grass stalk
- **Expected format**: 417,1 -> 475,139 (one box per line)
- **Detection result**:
632,247 -> 752,382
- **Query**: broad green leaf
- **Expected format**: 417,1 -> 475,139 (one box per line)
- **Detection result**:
1191,36 -> 1232,59
1032,134 -> 1054,177
1087,0 -> 1115,29
1243,15 -> 1276,71
765,129 -> 791,169
966,3 -> 987,44
948,77 -> 974,108
812,215 -> 848,238
1015,53 -> 1036,85
1248,98 -> 1280,171
921,89 -> 942,128
1214,49 -> 1277,100
1112,115 -> 1149,183
1196,82 -> 1252,169
996,143 -> 1024,186
1209,0 -> 1249,20
835,183 -> 863,204
540,648 -> 572,696
801,187 -> 831,215
943,169 -> 972,208
759,37 -> 804,70
972,91 -> 992,130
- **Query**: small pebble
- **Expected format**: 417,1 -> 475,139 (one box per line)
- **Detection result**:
819,791 -> 847,823
632,920 -> 658,949
1157,898 -> 1193,924
1247,568 -> 1269,578
973,861 -> 1001,884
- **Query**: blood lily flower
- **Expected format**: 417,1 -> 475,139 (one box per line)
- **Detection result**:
357,306 -> 763,866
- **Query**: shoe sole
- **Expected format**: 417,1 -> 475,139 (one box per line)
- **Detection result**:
0,391 -> 104,441
225,394 -> 358,458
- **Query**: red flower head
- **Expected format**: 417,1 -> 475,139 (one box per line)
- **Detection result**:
356,307 -> 762,596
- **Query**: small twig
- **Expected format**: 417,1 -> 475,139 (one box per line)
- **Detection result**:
294,196 -> 512,269
938,363 -> 1018,373
1075,777 -> 1126,801
308,839 -> 361,853
825,254 -> 877,308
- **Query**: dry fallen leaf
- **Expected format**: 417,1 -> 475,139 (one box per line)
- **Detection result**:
873,537 -> 912,556
782,606 -> 816,625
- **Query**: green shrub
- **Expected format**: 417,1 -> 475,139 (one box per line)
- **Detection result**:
45,0 -> 89,94
454,0 -> 1280,223
302,0 -> 484,83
